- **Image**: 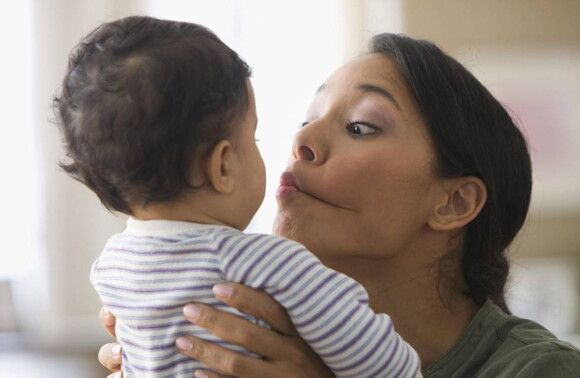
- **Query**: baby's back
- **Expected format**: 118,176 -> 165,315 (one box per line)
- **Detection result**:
91,223 -> 257,377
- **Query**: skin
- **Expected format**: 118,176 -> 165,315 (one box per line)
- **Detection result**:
100,54 -> 489,377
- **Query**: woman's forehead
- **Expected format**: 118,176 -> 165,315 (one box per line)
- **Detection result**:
316,54 -> 417,114
326,54 -> 405,89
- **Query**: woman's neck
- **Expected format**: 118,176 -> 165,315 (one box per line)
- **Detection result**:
321,251 -> 479,369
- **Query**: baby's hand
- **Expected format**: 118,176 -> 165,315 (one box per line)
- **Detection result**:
98,306 -> 123,377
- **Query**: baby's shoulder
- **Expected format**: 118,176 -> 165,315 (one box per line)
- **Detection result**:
211,229 -> 307,250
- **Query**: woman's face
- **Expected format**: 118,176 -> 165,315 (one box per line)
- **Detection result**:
274,53 -> 444,260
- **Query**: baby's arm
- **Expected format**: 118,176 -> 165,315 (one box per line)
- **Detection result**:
218,233 -> 421,378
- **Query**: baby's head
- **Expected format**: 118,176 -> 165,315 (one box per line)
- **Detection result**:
55,16 -> 265,228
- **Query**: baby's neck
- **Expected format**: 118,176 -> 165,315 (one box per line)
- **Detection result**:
130,192 -> 241,230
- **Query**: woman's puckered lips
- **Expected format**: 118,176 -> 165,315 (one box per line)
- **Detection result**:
277,171 -> 301,196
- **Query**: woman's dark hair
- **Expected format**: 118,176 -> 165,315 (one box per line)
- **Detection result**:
369,34 -> 532,313
54,16 -> 251,215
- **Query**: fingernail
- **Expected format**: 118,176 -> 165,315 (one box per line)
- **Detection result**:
213,283 -> 233,299
176,337 -> 193,350
111,344 -> 122,356
194,370 -> 208,378
183,304 -> 201,320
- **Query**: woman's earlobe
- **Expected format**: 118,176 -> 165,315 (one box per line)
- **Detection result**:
206,140 -> 235,194
428,177 -> 487,231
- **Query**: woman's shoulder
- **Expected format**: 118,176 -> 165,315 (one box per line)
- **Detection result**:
425,300 -> 580,378
490,316 -> 580,378
488,307 -> 580,377
501,344 -> 580,377
497,312 -> 578,352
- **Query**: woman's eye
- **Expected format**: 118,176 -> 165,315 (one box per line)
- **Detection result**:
346,122 -> 378,136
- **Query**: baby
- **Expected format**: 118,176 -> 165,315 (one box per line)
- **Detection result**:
54,16 -> 421,378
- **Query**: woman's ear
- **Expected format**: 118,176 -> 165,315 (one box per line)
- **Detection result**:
205,139 -> 235,194
428,176 -> 487,232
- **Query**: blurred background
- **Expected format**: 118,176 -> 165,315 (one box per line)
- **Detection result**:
0,0 -> 579,376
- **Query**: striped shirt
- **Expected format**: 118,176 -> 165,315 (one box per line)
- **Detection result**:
91,219 -> 421,378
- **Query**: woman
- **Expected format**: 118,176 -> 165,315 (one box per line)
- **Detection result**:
99,33 -> 580,377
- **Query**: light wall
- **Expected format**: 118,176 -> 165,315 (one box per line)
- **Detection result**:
404,0 -> 580,50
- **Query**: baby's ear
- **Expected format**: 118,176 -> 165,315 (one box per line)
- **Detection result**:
205,139 -> 235,194
427,176 -> 487,232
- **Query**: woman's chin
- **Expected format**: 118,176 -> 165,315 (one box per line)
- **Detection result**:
272,210 -> 297,239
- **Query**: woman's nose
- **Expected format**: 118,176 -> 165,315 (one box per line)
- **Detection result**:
298,145 -> 315,161
291,121 -> 326,164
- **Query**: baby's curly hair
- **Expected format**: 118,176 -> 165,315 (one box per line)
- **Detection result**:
54,16 -> 251,215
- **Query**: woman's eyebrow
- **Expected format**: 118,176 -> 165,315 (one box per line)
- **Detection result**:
357,83 -> 400,110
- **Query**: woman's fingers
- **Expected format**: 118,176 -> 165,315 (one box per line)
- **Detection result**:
180,283 -> 334,378
176,336 -> 284,378
193,370 -> 229,378
182,303 -> 298,359
181,301 -> 334,378
99,306 -> 117,338
212,282 -> 297,336
98,342 -> 122,372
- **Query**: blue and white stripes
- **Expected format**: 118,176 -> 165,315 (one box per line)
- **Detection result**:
91,219 -> 421,377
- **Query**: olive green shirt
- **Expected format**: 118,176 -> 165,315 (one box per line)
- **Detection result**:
424,301 -> 580,377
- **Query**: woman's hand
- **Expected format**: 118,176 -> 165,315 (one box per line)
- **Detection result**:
98,306 -> 123,378
176,282 -> 334,378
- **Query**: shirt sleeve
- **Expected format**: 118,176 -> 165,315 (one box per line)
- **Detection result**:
217,232 -> 421,378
